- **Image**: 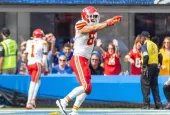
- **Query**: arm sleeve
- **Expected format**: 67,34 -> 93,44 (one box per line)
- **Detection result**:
141,43 -> 148,56
142,43 -> 149,67
43,41 -> 48,53
158,52 -> 163,65
0,45 -> 4,57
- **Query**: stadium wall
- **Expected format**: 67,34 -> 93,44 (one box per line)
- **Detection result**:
0,75 -> 168,104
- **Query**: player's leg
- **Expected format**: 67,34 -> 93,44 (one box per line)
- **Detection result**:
69,56 -> 92,115
26,64 -> 36,109
31,63 -> 42,108
69,93 -> 87,115
56,56 -> 86,115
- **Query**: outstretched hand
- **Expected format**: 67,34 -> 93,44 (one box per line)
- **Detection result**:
113,39 -> 118,46
106,15 -> 122,26
96,39 -> 102,47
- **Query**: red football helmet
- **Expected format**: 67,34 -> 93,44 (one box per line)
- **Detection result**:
81,6 -> 100,26
32,28 -> 44,38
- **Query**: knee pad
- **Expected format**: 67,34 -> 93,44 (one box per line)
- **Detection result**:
85,84 -> 92,95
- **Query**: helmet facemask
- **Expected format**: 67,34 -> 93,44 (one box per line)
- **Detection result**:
86,12 -> 100,26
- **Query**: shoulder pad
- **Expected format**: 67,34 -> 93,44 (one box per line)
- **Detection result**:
75,20 -> 87,30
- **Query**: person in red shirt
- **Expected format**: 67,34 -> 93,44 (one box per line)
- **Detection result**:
97,39 -> 121,75
124,35 -> 142,75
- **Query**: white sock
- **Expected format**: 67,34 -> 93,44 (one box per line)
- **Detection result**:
27,81 -> 36,104
32,80 -> 41,100
64,86 -> 85,102
72,93 -> 87,112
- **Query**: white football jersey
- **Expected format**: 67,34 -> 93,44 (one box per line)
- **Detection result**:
73,20 -> 97,59
25,39 -> 48,65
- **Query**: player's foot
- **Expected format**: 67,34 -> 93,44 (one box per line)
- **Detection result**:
69,111 -> 79,115
56,99 -> 68,115
31,99 -> 36,108
25,103 -> 35,110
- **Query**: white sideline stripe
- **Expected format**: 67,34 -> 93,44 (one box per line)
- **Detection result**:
0,110 -> 170,112
1,110 -> 170,114
0,110 -> 170,111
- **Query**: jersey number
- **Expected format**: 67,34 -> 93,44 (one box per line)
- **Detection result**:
135,58 -> 141,68
87,32 -> 96,46
31,45 -> 34,57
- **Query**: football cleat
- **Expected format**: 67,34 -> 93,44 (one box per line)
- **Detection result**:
31,99 -> 36,108
56,99 -> 67,115
25,103 -> 35,110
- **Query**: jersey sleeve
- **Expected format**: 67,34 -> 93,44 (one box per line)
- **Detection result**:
42,40 -> 48,53
141,43 -> 148,56
75,20 -> 87,30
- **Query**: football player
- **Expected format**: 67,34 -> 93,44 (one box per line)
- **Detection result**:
56,6 -> 122,115
25,29 -> 48,109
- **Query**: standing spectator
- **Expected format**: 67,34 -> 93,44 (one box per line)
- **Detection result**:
140,31 -> 162,109
124,35 -> 142,75
97,39 -> 121,75
0,27 -> 18,74
89,51 -> 104,75
159,37 -> 170,76
52,54 -> 72,74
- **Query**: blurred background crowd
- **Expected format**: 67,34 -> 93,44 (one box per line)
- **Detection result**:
1,12 -> 170,76
15,31 -> 170,76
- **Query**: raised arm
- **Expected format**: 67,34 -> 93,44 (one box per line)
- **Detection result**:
113,39 -> 120,58
79,16 -> 122,34
96,39 -> 106,57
